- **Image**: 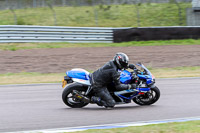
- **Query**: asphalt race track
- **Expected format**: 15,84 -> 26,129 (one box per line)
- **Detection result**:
0,78 -> 200,132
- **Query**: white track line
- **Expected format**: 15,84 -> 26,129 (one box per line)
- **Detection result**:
7,116 -> 200,133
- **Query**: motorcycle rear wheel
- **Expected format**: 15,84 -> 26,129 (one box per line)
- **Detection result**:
62,83 -> 89,108
133,86 -> 160,105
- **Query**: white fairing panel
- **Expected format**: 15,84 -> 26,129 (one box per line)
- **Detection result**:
72,78 -> 91,86
71,68 -> 90,75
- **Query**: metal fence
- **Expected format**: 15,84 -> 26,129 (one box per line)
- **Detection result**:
0,0 -> 192,10
0,25 -> 113,43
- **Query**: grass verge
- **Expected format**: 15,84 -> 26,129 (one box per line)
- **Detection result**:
0,39 -> 200,51
0,3 -> 191,27
0,66 -> 200,85
0,72 -> 63,85
70,120 -> 200,133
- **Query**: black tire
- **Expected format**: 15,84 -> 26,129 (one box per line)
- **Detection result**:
62,83 -> 89,108
133,86 -> 160,106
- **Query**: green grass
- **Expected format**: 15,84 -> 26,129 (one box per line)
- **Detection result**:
0,66 -> 200,85
0,72 -> 63,85
70,120 -> 200,133
0,3 -> 191,27
0,39 -> 200,51
148,66 -> 200,78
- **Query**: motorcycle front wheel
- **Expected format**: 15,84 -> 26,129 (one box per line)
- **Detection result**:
62,83 -> 89,108
133,86 -> 160,106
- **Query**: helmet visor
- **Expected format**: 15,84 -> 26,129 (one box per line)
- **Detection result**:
121,61 -> 128,68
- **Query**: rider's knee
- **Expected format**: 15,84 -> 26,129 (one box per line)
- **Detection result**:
107,99 -> 115,107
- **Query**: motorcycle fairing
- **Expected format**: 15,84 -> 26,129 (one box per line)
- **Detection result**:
66,68 -> 91,85
119,70 -> 132,84
136,63 -> 154,85
72,78 -> 91,86
137,74 -> 152,85
66,68 -> 90,80
114,87 -> 150,101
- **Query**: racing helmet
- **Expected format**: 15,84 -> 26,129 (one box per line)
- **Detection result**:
113,52 -> 129,70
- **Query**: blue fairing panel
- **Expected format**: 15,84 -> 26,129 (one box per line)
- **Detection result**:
138,87 -> 150,92
137,74 -> 151,79
120,70 -> 132,84
137,74 -> 153,85
146,79 -> 153,85
66,70 -> 89,80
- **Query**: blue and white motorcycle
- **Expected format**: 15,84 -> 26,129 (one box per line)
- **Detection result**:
62,63 -> 160,108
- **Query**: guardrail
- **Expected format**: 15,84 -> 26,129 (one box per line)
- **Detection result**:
192,0 -> 200,11
0,25 -> 113,43
113,26 -> 200,42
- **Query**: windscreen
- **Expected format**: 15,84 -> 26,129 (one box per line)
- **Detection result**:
136,63 -> 152,76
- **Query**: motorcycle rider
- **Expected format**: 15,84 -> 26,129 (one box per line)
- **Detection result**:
88,52 -> 137,108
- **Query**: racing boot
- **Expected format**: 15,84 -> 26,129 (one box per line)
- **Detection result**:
90,96 -> 103,106
72,90 -> 90,103
90,96 -> 101,103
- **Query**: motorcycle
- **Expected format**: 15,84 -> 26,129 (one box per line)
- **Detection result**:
62,63 -> 160,108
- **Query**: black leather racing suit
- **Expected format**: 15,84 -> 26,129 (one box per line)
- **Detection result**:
90,60 -> 131,107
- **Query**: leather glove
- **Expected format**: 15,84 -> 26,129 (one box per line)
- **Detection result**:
131,84 -> 137,89
128,84 -> 137,89
129,64 -> 136,69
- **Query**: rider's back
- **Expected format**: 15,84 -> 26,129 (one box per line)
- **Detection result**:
91,60 -> 119,87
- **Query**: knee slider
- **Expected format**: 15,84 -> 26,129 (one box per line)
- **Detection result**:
107,99 -> 115,107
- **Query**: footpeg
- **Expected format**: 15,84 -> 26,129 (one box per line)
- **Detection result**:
72,90 -> 90,103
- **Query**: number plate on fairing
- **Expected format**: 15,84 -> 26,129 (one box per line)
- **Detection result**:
62,79 -> 67,88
